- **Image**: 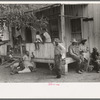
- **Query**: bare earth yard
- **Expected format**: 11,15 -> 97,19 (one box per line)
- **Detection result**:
0,63 -> 100,83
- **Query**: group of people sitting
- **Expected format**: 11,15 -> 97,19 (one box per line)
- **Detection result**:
9,51 -> 36,75
3,27 -> 100,79
68,38 -> 100,74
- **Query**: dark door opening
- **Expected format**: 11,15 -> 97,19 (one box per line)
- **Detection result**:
70,18 -> 82,41
25,27 -> 32,43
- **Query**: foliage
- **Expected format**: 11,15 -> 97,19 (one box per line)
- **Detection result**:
0,4 -> 49,30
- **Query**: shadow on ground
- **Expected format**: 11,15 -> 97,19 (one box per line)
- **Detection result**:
0,63 -> 100,83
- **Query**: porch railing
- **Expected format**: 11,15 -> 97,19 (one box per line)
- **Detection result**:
25,43 -> 54,60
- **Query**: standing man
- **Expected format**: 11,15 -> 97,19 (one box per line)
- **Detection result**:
68,39 -> 84,74
53,38 -> 66,78
42,28 -> 51,42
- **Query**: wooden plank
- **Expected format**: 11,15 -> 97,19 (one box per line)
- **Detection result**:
0,44 -> 7,55
33,58 -> 54,63
87,4 -> 94,52
26,43 -> 54,59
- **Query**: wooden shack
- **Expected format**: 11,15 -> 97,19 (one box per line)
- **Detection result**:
1,4 -> 100,64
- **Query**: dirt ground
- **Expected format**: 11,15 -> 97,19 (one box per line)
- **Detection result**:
0,63 -> 100,83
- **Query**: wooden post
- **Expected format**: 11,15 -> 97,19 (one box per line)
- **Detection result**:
60,4 -> 66,46
8,25 -> 13,46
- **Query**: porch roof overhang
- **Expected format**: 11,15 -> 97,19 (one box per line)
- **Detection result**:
25,3 -> 88,14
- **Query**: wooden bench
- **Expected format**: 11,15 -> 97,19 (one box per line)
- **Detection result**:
32,57 -> 75,75
63,57 -> 75,74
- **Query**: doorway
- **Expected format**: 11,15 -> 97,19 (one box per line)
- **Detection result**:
70,18 -> 82,41
25,27 -> 32,43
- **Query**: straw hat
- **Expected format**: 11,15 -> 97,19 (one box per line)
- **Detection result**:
71,38 -> 78,43
54,38 -> 61,43
80,39 -> 87,43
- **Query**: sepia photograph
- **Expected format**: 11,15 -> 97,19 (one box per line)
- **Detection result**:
0,3 -> 100,83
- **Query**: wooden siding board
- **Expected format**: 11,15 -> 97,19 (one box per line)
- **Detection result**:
26,43 -> 54,60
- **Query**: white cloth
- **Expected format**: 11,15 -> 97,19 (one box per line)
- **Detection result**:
36,35 -> 42,42
43,32 -> 51,42
79,44 -> 89,60
23,55 -> 33,68
18,67 -> 31,73
59,43 -> 66,59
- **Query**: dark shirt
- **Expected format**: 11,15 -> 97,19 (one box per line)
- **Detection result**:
68,44 -> 80,57
91,52 -> 99,61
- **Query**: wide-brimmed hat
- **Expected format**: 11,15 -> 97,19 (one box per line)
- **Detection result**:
93,47 -> 97,51
81,39 -> 87,43
54,38 -> 61,43
71,38 -> 78,43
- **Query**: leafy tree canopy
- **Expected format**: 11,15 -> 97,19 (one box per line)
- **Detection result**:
0,4 -> 50,29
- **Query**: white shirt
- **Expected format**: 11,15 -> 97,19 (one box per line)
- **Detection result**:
36,35 -> 42,42
59,43 -> 66,59
43,32 -> 51,42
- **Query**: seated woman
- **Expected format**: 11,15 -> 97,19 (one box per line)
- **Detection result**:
19,51 -> 36,73
90,47 -> 100,73
10,51 -> 36,75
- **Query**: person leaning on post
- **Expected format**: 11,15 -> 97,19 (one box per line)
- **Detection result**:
53,38 -> 66,78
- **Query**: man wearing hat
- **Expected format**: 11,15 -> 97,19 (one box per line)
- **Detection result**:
68,38 -> 84,74
79,39 -> 90,71
53,38 -> 66,78
79,39 -> 89,55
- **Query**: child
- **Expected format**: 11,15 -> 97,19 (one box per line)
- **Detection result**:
35,31 -> 42,50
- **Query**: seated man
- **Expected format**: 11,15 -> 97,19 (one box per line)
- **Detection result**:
68,38 -> 84,74
79,39 -> 89,59
90,47 -> 100,73
79,39 -> 90,71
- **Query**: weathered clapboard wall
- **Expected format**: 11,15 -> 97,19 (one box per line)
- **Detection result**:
0,44 -> 7,55
91,4 -> 100,51
64,4 -> 100,52
26,43 -> 54,62
64,4 -> 89,52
